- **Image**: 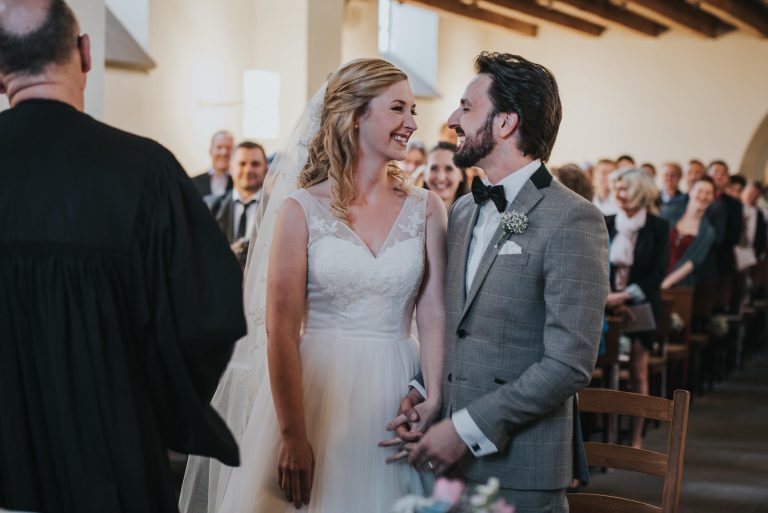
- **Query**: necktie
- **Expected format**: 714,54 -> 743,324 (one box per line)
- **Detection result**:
237,200 -> 255,240
471,176 -> 507,213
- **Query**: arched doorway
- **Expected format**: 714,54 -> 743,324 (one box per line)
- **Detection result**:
741,110 -> 768,183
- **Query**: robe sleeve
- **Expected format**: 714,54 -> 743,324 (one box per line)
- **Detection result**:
133,146 -> 246,466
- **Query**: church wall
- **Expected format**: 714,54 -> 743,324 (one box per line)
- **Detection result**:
98,0 -> 768,175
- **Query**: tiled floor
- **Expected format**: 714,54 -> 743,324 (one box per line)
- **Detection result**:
581,351 -> 768,513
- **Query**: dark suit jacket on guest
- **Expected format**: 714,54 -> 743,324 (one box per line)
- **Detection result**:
706,194 -> 743,275
191,170 -> 233,197
606,213 -> 669,348
205,193 -> 237,244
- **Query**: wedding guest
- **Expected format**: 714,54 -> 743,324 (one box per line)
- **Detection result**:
742,181 -> 768,261
661,177 -> 716,289
726,174 -> 746,200
605,168 -> 668,448
707,160 -> 743,312
191,130 -> 235,196
641,162 -> 656,177
592,158 -> 619,215
659,162 -> 683,203
554,163 -> 593,202
684,159 -> 706,191
617,154 -> 635,169
402,139 -> 427,186
424,141 -> 467,210
206,141 -> 268,268
0,2 -> 245,512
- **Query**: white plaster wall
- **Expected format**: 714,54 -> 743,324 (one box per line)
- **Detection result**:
102,0 -> 768,175
105,0 -> 319,174
342,2 -> 768,174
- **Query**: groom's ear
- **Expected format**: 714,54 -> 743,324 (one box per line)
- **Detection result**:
498,112 -> 519,139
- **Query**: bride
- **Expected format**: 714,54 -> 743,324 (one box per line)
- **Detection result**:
180,58 -> 447,513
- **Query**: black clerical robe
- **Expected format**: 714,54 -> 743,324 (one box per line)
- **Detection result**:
0,100 -> 246,513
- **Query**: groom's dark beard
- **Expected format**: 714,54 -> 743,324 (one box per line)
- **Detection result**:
453,111 -> 496,168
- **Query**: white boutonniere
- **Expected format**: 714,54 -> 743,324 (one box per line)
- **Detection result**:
494,210 -> 528,248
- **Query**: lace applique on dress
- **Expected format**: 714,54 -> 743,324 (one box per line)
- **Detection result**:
289,187 -> 428,328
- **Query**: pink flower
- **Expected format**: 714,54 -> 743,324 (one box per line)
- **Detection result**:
491,497 -> 515,513
431,478 -> 465,505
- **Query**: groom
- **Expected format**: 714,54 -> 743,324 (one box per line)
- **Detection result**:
390,53 -> 608,511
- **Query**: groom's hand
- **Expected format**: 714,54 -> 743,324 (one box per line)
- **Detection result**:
408,418 -> 467,475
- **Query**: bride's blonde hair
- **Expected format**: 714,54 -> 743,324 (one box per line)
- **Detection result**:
298,58 -> 410,222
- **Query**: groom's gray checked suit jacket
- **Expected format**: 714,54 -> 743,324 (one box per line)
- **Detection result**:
444,165 -> 609,490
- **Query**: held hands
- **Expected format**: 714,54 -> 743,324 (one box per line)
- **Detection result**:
277,435 -> 315,509
379,388 -> 441,464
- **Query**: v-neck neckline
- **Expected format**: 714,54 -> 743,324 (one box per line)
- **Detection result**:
303,189 -> 410,259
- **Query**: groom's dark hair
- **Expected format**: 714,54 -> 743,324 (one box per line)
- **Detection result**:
0,0 -> 80,75
475,52 -> 562,163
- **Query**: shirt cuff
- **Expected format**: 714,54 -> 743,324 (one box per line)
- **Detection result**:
451,408 -> 498,457
408,380 -> 427,401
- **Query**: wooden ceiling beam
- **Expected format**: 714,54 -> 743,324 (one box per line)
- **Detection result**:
619,0 -> 734,38
398,0 -> 538,36
480,0 -> 605,36
690,0 -> 768,38
554,0 -> 668,37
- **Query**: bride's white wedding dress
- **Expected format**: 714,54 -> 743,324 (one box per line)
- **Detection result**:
216,186 -> 429,512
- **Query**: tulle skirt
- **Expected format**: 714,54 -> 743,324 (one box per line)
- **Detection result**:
215,331 -> 426,513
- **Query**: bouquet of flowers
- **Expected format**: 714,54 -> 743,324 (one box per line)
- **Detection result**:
392,477 -> 514,513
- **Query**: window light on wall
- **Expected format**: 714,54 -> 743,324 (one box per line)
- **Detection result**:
243,70 -> 280,140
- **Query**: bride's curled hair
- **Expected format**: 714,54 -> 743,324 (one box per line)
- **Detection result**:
298,58 -> 410,222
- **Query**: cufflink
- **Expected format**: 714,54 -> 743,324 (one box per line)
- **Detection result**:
472,443 -> 481,452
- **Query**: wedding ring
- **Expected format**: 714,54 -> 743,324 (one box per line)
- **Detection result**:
427,461 -> 435,471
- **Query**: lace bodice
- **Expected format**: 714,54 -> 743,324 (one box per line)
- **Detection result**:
289,187 -> 428,340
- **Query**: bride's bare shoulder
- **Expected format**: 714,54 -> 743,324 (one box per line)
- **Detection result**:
304,181 -> 332,204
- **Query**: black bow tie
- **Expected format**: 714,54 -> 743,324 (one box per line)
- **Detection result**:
471,176 -> 507,213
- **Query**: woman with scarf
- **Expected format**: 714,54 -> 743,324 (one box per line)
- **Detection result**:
604,168 -> 669,449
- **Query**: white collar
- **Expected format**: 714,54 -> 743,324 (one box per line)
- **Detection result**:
233,187 -> 262,205
485,159 -> 542,204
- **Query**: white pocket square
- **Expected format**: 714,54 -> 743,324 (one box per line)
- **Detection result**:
498,240 -> 522,255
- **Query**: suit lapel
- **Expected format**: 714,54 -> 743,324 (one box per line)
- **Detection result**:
457,204 -> 481,303
460,178 -> 544,322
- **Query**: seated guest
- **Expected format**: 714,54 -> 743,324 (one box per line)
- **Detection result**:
685,159 -> 706,189
726,174 -> 746,200
641,162 -> 656,177
659,162 -> 683,204
401,139 -> 426,187
592,158 -> 618,215
604,168 -> 668,448
554,163 -> 593,202
192,130 -> 234,196
617,154 -> 635,169
707,160 -> 744,312
661,160 -> 705,222
423,142 -> 467,211
206,141 -> 268,267
661,177 -> 717,289
742,181 -> 768,261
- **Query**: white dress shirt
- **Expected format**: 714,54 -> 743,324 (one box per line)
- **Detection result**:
454,159 -> 541,457
231,188 -> 262,241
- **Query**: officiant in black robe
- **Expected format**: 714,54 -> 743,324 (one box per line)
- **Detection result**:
0,2 -> 245,512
